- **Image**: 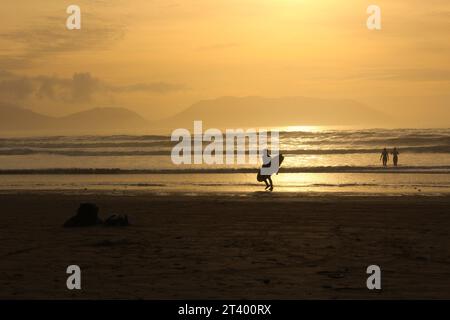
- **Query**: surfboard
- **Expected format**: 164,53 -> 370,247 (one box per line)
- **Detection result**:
257,154 -> 284,181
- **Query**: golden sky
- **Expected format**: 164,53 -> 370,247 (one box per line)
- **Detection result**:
0,0 -> 449,124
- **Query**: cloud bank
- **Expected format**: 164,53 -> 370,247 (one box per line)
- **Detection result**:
0,71 -> 185,104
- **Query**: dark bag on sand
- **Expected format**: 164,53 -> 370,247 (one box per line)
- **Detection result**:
63,203 -> 103,228
104,214 -> 130,227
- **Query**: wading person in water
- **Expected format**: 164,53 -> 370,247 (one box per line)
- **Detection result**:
392,147 -> 399,166
380,148 -> 389,167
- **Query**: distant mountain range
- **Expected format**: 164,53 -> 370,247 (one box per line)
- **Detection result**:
0,106 -> 149,134
0,96 -> 391,134
159,96 -> 390,129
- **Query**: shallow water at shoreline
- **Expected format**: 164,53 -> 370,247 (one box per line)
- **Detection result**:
1,172 -> 450,195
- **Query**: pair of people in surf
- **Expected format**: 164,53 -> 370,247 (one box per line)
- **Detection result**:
380,147 -> 399,167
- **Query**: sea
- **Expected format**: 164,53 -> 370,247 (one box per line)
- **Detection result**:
1,127 -> 450,195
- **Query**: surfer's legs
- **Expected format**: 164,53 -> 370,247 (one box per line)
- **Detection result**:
260,175 -> 273,191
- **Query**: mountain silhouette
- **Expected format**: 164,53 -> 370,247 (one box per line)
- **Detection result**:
1,96 -> 392,134
159,96 -> 391,129
0,105 -> 149,134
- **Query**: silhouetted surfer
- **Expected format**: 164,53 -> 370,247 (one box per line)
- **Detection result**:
262,149 -> 273,191
392,147 -> 399,166
257,149 -> 284,191
380,148 -> 389,167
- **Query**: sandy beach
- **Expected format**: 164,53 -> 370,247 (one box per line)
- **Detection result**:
0,191 -> 449,299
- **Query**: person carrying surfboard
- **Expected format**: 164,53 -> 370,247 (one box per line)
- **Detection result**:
257,149 -> 284,191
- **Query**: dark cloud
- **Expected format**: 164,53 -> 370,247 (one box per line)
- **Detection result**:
0,76 -> 34,100
32,73 -> 103,103
0,71 -> 185,104
71,73 -> 103,102
0,15 -> 125,70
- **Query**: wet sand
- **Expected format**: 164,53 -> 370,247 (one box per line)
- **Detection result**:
0,192 -> 449,299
